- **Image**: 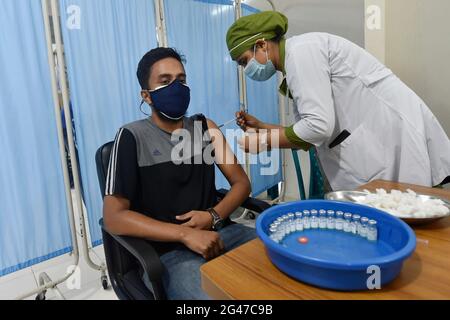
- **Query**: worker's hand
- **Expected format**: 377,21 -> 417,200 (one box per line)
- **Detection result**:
238,130 -> 270,154
181,228 -> 225,260
236,111 -> 263,132
176,211 -> 213,230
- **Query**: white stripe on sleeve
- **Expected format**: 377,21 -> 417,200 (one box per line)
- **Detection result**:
105,128 -> 124,195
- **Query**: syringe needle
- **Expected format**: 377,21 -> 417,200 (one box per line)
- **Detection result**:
218,117 -> 238,129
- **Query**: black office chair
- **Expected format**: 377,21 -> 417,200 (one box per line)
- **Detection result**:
95,141 -> 271,300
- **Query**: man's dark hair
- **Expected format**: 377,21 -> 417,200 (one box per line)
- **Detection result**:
137,47 -> 185,90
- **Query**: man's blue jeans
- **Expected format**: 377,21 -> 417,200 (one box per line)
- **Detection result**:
143,223 -> 256,300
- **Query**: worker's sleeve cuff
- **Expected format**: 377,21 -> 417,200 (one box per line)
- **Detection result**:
285,126 -> 312,151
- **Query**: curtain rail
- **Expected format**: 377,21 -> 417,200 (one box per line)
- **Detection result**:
49,0 -> 106,274
15,0 -> 81,299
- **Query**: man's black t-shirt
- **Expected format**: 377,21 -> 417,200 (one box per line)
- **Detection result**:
105,115 -> 217,255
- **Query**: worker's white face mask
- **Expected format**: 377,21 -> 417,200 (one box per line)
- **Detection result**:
244,45 -> 276,81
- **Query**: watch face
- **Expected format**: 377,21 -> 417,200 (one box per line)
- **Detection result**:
214,220 -> 225,230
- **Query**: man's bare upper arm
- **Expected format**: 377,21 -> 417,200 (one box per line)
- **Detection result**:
206,119 -> 248,186
103,195 -> 130,216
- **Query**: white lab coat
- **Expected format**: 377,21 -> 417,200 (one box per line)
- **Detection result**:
286,33 -> 450,190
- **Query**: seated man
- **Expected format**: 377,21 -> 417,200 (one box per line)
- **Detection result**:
103,47 -> 256,300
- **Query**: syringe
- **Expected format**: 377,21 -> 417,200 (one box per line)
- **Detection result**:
218,117 -> 238,129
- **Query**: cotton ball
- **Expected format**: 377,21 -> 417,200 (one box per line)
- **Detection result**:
429,199 -> 445,206
373,203 -> 382,210
361,188 -> 448,219
390,209 -> 406,218
397,205 -> 414,216
401,195 -> 416,206
415,203 -> 428,214
414,211 -> 427,219
391,190 -> 402,202
435,205 -> 450,216
381,200 -> 397,209
381,207 -> 396,216
364,194 -> 378,205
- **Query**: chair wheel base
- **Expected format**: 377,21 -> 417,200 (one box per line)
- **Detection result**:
101,276 -> 109,290
35,291 -> 46,301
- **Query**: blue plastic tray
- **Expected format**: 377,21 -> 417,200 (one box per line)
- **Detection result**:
256,200 -> 416,291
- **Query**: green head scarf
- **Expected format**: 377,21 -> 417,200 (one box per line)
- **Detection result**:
226,11 -> 288,60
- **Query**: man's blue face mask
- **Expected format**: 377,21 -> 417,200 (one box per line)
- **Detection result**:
146,79 -> 191,120
244,45 -> 276,82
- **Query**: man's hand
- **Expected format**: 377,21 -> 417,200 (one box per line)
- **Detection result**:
176,210 -> 213,230
180,228 -> 225,260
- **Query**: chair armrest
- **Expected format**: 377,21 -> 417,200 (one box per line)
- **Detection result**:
216,189 -> 271,213
101,224 -> 164,282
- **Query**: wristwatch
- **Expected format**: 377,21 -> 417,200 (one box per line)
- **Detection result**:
207,208 -> 225,231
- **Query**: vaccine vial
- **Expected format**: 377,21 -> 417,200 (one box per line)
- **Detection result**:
288,213 -> 296,233
319,209 -> 327,229
269,223 -> 275,232
269,225 -> 278,235
367,220 -> 378,241
283,216 -> 291,235
276,233 -> 284,243
303,210 -> 311,229
351,214 -> 361,235
327,210 -> 335,229
279,215 -> 287,229
278,222 -> 286,239
295,212 -> 304,232
279,215 -> 287,233
335,211 -> 344,231
275,227 -> 284,242
270,233 -> 280,243
310,209 -> 319,229
360,217 -> 369,238
343,213 -> 352,232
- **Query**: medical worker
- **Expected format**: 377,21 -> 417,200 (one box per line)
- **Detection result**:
226,11 -> 450,190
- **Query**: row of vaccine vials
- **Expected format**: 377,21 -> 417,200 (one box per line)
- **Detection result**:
268,210 -> 378,243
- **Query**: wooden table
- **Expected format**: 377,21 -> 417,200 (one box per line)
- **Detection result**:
201,180 -> 450,300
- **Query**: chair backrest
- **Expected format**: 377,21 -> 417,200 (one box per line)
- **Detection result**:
95,142 -> 151,300
95,141 -> 114,198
